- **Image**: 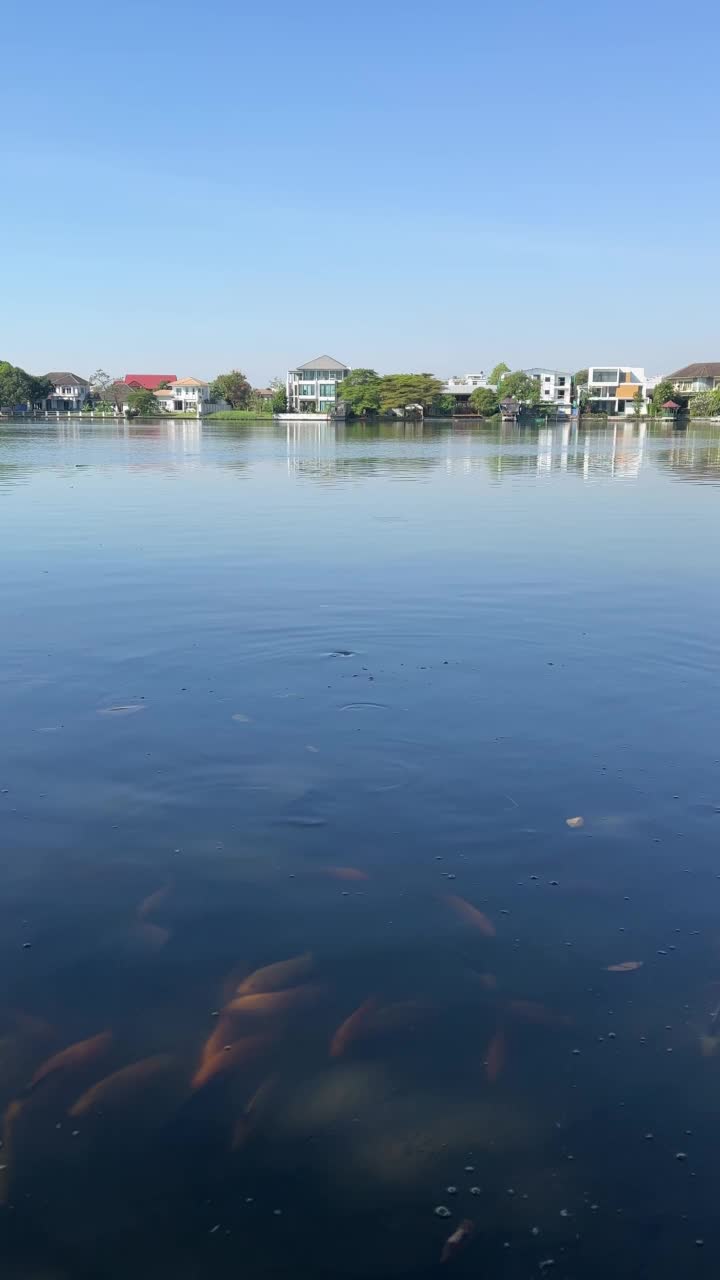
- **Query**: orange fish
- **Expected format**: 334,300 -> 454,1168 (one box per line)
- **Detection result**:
0,1100 -> 23,1204
323,866 -> 369,882
329,997 -> 378,1058
441,1218 -> 474,1263
191,1035 -> 272,1090
223,983 -> 324,1019
197,1015 -> 239,1072
69,1054 -> 175,1116
137,881 -> 172,920
29,1030 -> 113,1091
606,961 -> 643,973
236,952 -> 314,997
231,1072 -> 279,1150
508,1000 -> 572,1027
485,1028 -> 506,1083
445,894 -> 496,938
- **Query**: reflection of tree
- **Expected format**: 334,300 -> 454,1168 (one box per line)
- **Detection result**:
656,431 -> 720,483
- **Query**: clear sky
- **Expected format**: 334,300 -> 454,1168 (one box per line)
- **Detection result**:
2,0 -> 719,385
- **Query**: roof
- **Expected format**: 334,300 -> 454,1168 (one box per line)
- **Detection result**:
173,377 -> 207,387
46,372 -> 89,385
616,384 -> 644,400
662,400 -> 681,409
153,389 -> 174,397
294,355 -> 349,371
124,374 -> 177,390
523,367 -> 571,377
668,363 -> 720,379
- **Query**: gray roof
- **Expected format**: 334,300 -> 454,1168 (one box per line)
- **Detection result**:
523,367 -> 571,377
45,372 -> 89,385
294,355 -> 348,371
668,362 -> 720,379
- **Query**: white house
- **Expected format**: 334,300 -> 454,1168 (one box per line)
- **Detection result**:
524,368 -> 573,414
286,356 -> 349,415
587,367 -> 648,416
44,373 -> 91,412
152,378 -> 221,415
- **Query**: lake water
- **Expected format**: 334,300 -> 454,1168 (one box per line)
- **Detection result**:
1,416 -> 720,1279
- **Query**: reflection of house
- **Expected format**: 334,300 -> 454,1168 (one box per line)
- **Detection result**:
286,356 -> 349,414
44,373 -> 91,411
152,378 -> 219,414
587,367 -> 648,415
524,368 -> 572,414
668,363 -> 720,395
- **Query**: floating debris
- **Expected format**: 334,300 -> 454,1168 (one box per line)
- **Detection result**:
97,704 -> 144,716
565,817 -> 584,829
434,1205 -> 452,1218
606,961 -> 644,972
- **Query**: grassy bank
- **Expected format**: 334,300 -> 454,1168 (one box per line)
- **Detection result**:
206,409 -> 273,421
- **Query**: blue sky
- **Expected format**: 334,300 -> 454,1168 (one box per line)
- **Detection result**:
2,0 -> 719,384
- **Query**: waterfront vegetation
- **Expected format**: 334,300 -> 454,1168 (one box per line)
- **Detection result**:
206,407 -> 273,420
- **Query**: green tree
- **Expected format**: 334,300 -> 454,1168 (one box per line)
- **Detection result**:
573,368 -> 589,387
0,361 -> 33,410
126,387 -> 159,416
378,374 -> 444,414
488,362 -> 510,387
649,379 -> 676,415
271,384 -> 287,412
210,370 -> 251,408
337,368 -> 382,416
470,386 -> 500,416
689,389 -> 720,417
431,394 -> 456,417
496,371 -> 541,405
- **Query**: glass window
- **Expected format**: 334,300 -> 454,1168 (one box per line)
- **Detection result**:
301,370 -> 315,380
300,385 -> 315,396
318,383 -> 335,397
544,376 -> 551,382
592,369 -> 618,383
558,377 -> 566,385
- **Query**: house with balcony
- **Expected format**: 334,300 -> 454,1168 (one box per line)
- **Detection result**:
152,377 -> 220,415
286,356 -> 349,415
668,363 -> 720,395
524,368 -> 572,415
586,367 -> 648,415
43,373 -> 91,411
440,373 -> 489,412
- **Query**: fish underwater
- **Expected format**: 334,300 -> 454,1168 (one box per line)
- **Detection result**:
236,952 -> 314,997
29,1031 -> 113,1092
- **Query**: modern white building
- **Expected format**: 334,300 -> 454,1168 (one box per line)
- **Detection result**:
152,378 -> 221,415
286,356 -> 349,415
524,368 -> 572,414
43,373 -> 91,412
586,367 -> 648,416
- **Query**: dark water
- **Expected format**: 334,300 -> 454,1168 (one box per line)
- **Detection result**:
1,416 -> 720,1279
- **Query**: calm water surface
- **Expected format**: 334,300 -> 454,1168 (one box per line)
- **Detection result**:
1,417 -> 720,1279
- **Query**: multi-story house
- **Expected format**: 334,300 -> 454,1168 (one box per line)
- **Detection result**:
586,367 -> 648,415
441,373 -> 489,411
524,368 -> 572,414
668,363 -> 720,395
286,356 -> 349,414
152,378 -> 220,414
44,373 -> 91,411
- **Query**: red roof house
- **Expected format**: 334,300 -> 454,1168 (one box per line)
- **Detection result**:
123,374 -> 177,391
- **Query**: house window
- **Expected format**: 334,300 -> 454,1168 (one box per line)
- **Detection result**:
557,377 -> 566,386
300,384 -> 315,396
301,371 -> 315,380
544,376 -> 551,382
318,383 -> 335,396
592,370 -> 618,383
557,389 -> 565,399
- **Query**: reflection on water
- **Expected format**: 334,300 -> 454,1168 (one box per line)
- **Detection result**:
1,418 -> 720,1277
